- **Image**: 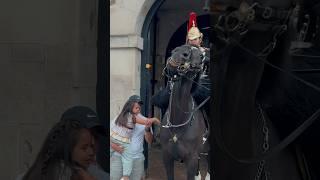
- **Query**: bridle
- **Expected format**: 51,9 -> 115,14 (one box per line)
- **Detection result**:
162,45 -> 203,80
212,0 -> 320,164
162,45 -> 210,128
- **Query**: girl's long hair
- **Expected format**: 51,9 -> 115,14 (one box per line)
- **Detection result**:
23,119 -> 84,180
115,100 -> 141,127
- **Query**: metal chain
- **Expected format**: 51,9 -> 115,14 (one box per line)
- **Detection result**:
260,106 -> 270,153
254,105 -> 270,180
261,105 -> 270,180
255,160 -> 265,180
258,24 -> 288,57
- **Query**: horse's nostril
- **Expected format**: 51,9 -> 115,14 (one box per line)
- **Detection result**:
181,53 -> 189,59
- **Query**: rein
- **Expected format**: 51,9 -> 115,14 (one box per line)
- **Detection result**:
162,79 -> 211,128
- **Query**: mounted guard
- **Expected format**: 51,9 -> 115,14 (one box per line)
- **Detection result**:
152,12 -> 211,119
152,12 -> 212,180
186,12 -> 211,115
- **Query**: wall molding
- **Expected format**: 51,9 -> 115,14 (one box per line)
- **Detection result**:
110,35 -> 143,50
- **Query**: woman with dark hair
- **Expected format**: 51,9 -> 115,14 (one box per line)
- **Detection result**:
20,106 -> 107,180
110,95 -> 160,180
60,106 -> 108,180
22,120 -> 95,180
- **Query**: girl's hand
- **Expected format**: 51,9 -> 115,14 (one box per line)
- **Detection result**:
145,118 -> 153,127
151,117 -> 161,125
111,142 -> 124,153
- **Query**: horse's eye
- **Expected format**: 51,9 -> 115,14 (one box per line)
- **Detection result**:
183,53 -> 189,57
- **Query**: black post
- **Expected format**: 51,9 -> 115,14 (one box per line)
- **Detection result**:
97,0 -> 108,173
140,0 -> 165,172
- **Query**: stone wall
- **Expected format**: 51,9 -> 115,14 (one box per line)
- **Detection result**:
0,0 -> 98,179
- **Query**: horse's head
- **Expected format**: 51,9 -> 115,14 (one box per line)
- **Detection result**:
164,44 -> 203,80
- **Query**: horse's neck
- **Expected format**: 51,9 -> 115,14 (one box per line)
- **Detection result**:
169,78 -> 194,120
218,55 -> 267,156
172,77 -> 193,101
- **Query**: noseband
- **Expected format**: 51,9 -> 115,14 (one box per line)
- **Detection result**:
163,46 -> 202,80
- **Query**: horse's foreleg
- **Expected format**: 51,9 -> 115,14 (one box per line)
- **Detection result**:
185,155 -> 199,180
163,154 -> 174,180
206,152 -> 211,175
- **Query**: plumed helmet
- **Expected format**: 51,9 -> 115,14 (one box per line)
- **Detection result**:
187,12 -> 203,40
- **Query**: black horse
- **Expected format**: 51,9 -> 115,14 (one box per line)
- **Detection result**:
158,44 -> 209,180
210,0 -> 320,179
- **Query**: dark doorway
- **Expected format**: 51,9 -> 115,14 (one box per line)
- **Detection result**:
165,14 -> 210,60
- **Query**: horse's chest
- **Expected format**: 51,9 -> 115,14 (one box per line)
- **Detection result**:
169,134 -> 178,143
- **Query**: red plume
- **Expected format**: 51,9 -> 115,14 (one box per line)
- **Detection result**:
187,12 -> 197,32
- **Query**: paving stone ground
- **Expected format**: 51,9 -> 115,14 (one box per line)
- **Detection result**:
144,145 -> 208,180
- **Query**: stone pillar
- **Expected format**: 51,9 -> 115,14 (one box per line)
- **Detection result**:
110,35 -> 143,119
109,0 -> 155,119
